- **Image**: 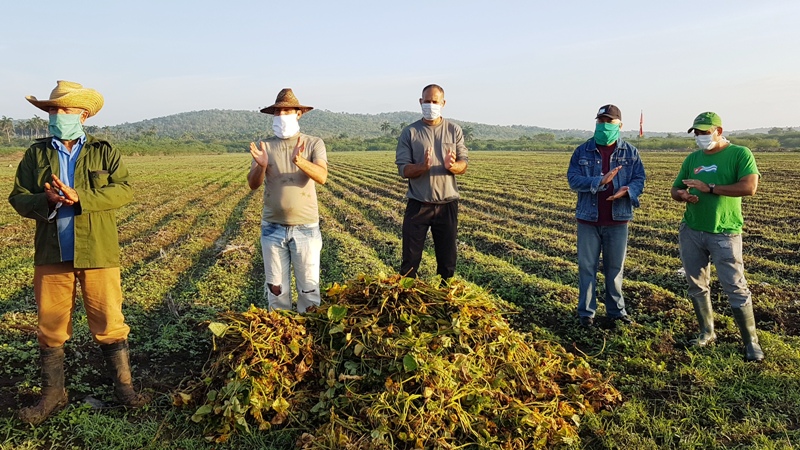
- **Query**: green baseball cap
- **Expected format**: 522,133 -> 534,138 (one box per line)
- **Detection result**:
688,112 -> 722,133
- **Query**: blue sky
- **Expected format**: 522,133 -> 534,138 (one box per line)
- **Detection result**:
2,0 -> 798,132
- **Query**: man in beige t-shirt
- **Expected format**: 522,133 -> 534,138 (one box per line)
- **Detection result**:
247,88 -> 328,312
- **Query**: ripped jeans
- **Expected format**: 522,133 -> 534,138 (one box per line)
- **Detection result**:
678,222 -> 752,308
260,222 -> 322,313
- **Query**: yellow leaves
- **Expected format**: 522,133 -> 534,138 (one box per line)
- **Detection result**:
180,274 -> 622,448
172,392 -> 192,406
354,343 -> 365,357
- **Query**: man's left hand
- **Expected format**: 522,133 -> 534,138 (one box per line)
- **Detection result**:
607,186 -> 629,201
443,146 -> 456,171
292,137 -> 306,165
50,174 -> 79,204
682,179 -> 711,193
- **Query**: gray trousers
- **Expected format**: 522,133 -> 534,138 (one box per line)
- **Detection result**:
678,222 -> 752,308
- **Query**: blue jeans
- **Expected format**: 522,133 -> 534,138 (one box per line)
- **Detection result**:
577,222 -> 629,318
678,222 -> 751,309
260,222 -> 322,313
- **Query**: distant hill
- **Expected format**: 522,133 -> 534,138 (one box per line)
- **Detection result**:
103,109 -> 595,141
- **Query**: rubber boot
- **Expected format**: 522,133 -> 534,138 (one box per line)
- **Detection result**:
689,295 -> 717,346
100,340 -> 150,407
19,346 -> 69,425
731,304 -> 765,362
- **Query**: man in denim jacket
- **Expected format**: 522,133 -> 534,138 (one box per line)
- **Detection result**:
567,105 -> 646,327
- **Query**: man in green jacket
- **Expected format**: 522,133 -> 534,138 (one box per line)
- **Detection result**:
9,81 -> 149,425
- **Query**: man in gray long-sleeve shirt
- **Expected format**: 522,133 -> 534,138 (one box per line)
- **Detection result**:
395,84 -> 469,278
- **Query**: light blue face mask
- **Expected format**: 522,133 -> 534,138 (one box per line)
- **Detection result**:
49,113 -> 85,140
594,122 -> 620,146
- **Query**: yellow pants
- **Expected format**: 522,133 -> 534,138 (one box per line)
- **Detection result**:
34,262 -> 130,348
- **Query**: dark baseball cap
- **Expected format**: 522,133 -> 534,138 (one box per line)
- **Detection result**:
595,104 -> 622,121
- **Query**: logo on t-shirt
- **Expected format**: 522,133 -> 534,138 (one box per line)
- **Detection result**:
693,165 -> 718,174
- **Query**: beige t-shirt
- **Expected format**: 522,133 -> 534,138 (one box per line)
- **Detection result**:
260,133 -> 327,225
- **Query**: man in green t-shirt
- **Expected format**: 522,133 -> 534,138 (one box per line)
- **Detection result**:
671,112 -> 763,362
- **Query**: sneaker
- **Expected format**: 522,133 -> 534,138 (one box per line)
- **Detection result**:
579,316 -> 594,327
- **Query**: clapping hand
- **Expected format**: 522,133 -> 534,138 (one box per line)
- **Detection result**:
250,141 -> 269,168
676,189 -> 699,204
46,174 -> 79,206
600,166 -> 621,186
443,146 -> 456,171
607,186 -> 629,201
292,137 -> 306,165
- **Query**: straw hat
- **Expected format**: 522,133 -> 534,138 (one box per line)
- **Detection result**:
260,88 -> 313,114
26,80 -> 104,117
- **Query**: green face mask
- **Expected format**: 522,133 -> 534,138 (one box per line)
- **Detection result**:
49,113 -> 85,140
594,122 -> 620,146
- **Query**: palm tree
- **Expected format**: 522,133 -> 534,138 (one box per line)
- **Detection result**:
380,121 -> 391,135
0,116 -> 13,144
31,115 -> 48,138
462,125 -> 474,143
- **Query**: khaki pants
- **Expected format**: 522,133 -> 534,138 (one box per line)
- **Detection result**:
34,262 -> 130,348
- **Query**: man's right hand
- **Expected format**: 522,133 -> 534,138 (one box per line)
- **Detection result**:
43,180 -> 75,207
675,189 -> 699,204
600,166 -> 621,186
422,147 -> 433,170
250,141 -> 269,168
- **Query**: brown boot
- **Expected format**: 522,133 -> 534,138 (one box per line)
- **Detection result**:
19,346 -> 69,425
100,340 -> 150,407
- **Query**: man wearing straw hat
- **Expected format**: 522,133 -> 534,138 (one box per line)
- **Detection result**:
248,88 -> 328,313
9,80 -> 149,424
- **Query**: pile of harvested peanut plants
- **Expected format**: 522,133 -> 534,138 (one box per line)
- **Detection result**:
177,274 -> 621,449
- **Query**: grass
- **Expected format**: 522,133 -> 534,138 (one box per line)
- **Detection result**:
1,150 -> 800,449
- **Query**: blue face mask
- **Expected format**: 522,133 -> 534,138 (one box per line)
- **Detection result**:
49,113 -> 85,140
594,122 -> 620,146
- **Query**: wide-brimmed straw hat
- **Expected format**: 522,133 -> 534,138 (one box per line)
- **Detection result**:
260,88 -> 313,114
26,80 -> 104,117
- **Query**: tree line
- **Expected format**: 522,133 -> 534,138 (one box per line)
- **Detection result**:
1,112 -> 797,153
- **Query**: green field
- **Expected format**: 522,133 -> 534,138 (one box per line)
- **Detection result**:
1,151 -> 799,449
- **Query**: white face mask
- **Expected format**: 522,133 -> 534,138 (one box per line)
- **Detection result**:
695,131 -> 717,150
421,103 -> 442,121
272,113 -> 300,139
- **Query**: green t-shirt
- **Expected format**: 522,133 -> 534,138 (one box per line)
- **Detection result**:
672,144 -> 760,234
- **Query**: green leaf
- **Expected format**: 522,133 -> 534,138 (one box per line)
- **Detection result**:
327,305 -> 348,322
191,404 -> 213,422
208,322 -> 228,337
354,343 -> 365,356
288,339 -> 300,355
344,361 -> 359,373
329,323 -> 345,335
399,277 -> 415,289
403,354 -> 418,372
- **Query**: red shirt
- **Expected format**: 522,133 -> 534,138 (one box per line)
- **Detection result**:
578,143 -> 628,227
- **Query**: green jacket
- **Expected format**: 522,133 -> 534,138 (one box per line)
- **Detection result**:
8,135 -> 133,268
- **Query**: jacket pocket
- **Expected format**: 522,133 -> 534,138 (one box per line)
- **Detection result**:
89,170 -> 110,189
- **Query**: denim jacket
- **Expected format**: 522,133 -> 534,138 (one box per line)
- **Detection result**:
567,138 -> 646,222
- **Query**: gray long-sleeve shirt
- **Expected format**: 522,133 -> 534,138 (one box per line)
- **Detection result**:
395,118 -> 469,203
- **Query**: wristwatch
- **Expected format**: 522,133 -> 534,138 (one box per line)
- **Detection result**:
708,183 -> 716,194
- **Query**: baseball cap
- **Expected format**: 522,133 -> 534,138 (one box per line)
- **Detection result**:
595,104 -> 621,121
688,112 -> 722,133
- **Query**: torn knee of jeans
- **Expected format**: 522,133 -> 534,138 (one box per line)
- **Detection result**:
268,284 -> 282,296
301,289 -> 317,294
